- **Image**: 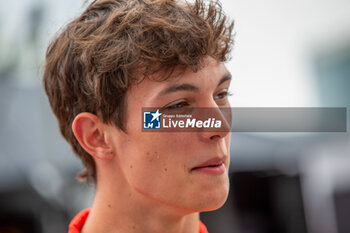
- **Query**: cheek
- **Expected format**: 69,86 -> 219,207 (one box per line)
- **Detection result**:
125,133 -> 195,186
137,133 -> 195,159
225,134 -> 231,151
141,134 -> 194,171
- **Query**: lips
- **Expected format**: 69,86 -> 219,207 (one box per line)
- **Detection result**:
191,156 -> 227,171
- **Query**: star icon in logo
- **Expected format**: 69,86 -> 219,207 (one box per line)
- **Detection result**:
151,109 -> 162,122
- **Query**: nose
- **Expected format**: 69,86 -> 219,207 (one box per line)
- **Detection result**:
196,99 -> 231,142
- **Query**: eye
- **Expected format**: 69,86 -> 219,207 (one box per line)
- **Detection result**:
214,90 -> 233,100
166,101 -> 189,110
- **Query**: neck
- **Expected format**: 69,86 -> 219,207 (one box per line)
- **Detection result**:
81,168 -> 200,233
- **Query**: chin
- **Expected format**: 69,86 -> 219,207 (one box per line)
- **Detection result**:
193,184 -> 230,212
206,191 -> 229,212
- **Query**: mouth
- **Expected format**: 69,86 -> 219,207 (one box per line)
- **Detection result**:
191,156 -> 227,175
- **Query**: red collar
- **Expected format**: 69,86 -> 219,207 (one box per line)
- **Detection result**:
69,208 -> 209,233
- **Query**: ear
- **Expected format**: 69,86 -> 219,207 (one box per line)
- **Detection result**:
72,112 -> 114,161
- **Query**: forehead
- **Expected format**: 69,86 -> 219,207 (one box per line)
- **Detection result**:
129,57 -> 229,99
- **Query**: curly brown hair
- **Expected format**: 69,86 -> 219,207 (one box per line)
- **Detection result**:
43,0 -> 234,184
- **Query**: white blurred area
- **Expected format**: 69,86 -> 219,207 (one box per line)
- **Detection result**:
223,0 -> 350,107
0,0 -> 350,233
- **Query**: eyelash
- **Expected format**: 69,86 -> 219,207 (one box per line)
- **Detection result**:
214,90 -> 233,100
164,90 -> 233,110
165,101 -> 190,110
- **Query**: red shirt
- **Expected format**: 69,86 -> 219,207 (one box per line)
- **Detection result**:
69,208 -> 209,233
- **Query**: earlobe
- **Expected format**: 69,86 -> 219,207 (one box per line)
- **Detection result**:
72,112 -> 115,161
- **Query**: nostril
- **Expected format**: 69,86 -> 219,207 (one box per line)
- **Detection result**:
209,135 -> 220,140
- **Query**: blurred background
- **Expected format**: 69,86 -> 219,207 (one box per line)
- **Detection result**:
0,0 -> 349,232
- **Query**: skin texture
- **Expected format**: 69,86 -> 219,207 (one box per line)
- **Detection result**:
72,57 -> 232,233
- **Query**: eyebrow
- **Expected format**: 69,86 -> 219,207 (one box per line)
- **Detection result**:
217,73 -> 232,87
157,72 -> 232,97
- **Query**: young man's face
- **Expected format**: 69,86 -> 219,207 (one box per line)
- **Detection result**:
108,57 -> 231,214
